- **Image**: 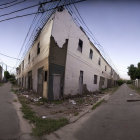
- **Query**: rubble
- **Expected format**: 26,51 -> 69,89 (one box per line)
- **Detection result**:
69,99 -> 76,105
16,88 -> 106,120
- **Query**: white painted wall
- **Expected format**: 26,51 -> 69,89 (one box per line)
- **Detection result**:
52,9 -> 118,96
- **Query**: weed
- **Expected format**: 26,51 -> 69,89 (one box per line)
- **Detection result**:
18,95 -> 68,136
91,99 -> 104,110
74,112 -> 79,116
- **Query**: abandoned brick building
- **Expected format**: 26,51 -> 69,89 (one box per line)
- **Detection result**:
16,8 -> 119,100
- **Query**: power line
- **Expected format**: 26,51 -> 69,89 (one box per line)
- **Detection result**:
14,0 -> 60,68
0,0 -> 28,10
0,0 -> 59,18
12,0 -> 85,70
15,13 -> 39,67
0,0 -> 85,23
0,52 -> 20,60
69,2 -> 119,73
0,0 -> 17,7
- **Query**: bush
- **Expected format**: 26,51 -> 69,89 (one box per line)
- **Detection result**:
126,80 -> 132,84
117,80 -> 125,86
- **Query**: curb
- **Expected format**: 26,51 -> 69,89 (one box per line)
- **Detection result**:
69,94 -> 110,123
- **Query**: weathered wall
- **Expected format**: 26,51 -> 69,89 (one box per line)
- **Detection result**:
17,16 -> 54,98
52,9 -> 119,96
48,36 -> 68,100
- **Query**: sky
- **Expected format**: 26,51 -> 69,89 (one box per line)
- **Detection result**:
0,0 -> 140,79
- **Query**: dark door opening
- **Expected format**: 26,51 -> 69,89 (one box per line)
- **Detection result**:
37,67 -> 44,96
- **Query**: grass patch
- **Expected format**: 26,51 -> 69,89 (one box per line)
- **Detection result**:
91,99 -> 104,110
128,84 -> 140,94
13,99 -> 17,102
32,118 -> 68,136
74,112 -> 79,116
11,88 -> 19,94
101,86 -> 119,94
51,100 -> 63,104
18,95 -> 68,136
0,83 -> 3,86
76,98 -> 85,104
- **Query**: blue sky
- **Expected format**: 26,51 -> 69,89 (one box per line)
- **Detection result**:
0,0 -> 140,79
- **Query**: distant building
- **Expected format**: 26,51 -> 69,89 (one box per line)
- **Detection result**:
16,8 -> 119,100
0,66 -> 2,82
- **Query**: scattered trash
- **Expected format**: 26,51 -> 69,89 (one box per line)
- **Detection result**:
42,116 -> 47,119
69,99 -> 76,105
23,95 -> 29,98
34,98 -> 39,102
129,94 -> 133,96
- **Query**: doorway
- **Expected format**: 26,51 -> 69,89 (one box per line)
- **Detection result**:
37,67 -> 44,96
79,71 -> 83,94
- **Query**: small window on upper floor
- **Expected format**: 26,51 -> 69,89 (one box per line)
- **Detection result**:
28,54 -> 30,63
37,42 -> 40,55
78,39 -> 83,53
89,49 -> 93,59
98,58 -> 101,65
105,65 -> 107,71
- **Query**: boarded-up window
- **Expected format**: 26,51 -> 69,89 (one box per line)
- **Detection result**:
78,39 -> 83,53
94,75 -> 98,84
89,49 -> 93,59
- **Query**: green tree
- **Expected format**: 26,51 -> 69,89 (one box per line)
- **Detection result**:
4,71 -> 11,80
128,64 -> 137,80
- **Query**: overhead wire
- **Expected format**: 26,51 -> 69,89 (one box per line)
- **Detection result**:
0,0 -> 28,10
0,0 -> 59,18
0,0 -> 85,23
68,1 -> 119,73
0,0 -> 18,7
0,52 -> 20,60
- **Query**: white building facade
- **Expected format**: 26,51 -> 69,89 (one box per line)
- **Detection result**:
17,8 -> 119,100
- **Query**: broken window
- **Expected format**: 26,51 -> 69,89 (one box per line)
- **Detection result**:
28,54 -> 30,63
89,49 -> 93,59
78,39 -> 83,53
37,42 -> 40,55
44,71 -> 47,81
94,75 -> 98,84
98,58 -> 101,65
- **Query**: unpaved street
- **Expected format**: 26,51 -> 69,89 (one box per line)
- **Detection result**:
47,84 -> 140,140
0,83 -> 19,140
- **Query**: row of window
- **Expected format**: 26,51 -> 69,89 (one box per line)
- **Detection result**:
77,39 -> 111,73
28,42 -> 40,64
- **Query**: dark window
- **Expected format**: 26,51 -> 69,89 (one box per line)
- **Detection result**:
105,65 -> 107,71
98,58 -> 101,65
22,61 -> 24,70
44,71 -> 47,81
78,39 -> 83,53
89,49 -> 93,59
37,42 -> 40,55
28,54 -> 30,63
94,75 -> 98,84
